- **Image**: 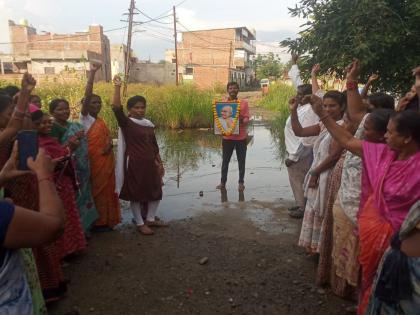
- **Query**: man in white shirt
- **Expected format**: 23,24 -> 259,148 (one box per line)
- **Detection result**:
285,55 -> 319,218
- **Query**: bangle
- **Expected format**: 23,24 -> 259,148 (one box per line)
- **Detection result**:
346,80 -> 358,91
309,170 -> 318,176
14,107 -> 25,114
38,174 -> 54,183
318,113 -> 331,121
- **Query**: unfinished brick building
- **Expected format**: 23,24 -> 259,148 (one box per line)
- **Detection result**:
177,27 -> 256,89
0,20 -> 111,81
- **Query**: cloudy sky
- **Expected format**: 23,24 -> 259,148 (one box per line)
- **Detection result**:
0,0 -> 304,61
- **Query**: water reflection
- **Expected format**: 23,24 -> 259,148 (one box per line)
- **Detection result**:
120,124 -> 293,225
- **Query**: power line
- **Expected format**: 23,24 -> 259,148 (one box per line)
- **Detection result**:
153,0 -> 188,20
134,8 -> 173,25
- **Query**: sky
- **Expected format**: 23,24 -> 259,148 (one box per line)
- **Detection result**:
0,0 -> 305,61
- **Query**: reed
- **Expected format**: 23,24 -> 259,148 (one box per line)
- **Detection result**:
0,81 -> 220,133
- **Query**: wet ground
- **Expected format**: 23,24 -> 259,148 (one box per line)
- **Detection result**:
49,121 -> 354,315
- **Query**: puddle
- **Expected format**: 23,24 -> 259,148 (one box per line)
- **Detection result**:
120,123 -> 296,234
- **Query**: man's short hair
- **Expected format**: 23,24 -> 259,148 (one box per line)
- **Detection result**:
227,81 -> 239,90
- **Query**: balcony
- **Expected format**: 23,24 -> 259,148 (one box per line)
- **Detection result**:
234,41 -> 256,54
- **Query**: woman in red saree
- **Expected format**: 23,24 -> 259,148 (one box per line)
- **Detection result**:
307,95 -> 420,315
79,64 -> 121,229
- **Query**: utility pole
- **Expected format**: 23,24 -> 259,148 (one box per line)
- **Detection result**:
228,41 -> 233,82
123,0 -> 136,96
173,6 -> 179,86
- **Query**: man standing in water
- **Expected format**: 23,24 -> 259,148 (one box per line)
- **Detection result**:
216,82 -> 250,191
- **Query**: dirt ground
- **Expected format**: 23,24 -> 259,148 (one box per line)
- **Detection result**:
49,201 -> 355,315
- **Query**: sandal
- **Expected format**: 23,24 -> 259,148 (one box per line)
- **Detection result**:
137,225 -> 154,235
146,220 -> 168,228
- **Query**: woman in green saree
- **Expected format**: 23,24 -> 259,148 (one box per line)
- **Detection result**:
49,98 -> 98,231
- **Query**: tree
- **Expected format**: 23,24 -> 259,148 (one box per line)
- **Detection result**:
281,0 -> 420,94
254,53 -> 286,80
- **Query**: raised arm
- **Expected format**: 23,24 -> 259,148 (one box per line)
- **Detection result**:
289,97 -> 321,137
345,59 -> 367,125
81,63 -> 101,116
3,148 -> 65,248
311,64 -> 321,94
308,94 -> 363,157
360,73 -> 379,99
111,75 -> 128,128
288,54 -> 303,90
0,73 -> 35,146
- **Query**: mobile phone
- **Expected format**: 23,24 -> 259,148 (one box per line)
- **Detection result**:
17,130 -> 38,170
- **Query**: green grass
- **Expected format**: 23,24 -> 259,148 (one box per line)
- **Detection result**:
259,82 -> 296,163
1,80 -> 221,135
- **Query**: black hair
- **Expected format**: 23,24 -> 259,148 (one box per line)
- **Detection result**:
29,94 -> 41,102
368,109 -> 394,134
323,90 -> 346,109
49,98 -> 69,113
226,81 -> 239,90
91,93 -> 101,101
368,92 -> 395,110
127,95 -> 146,110
297,84 -> 312,96
391,110 -> 420,144
405,95 -> 419,112
0,94 -> 13,113
2,85 -> 20,98
31,110 -> 45,122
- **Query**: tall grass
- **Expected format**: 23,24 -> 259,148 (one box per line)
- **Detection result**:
259,82 -> 296,162
1,80 -> 220,134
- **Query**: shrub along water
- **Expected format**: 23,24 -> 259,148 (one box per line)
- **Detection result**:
0,81 -> 219,135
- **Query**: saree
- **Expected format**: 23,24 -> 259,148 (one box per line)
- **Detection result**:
38,135 -> 87,259
0,250 -> 32,315
366,201 -> 420,315
52,121 -> 99,231
87,118 -> 120,228
299,121 -> 342,253
358,142 -> 420,315
20,249 -> 48,315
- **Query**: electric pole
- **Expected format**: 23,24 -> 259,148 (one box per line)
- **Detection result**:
173,6 -> 179,86
228,41 -> 233,82
123,0 -> 136,96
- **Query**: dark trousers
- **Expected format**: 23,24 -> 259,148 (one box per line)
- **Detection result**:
221,139 -> 247,184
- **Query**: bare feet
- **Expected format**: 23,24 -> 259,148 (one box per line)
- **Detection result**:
238,183 -> 245,191
146,220 -> 168,228
216,183 -> 225,189
137,224 -> 154,235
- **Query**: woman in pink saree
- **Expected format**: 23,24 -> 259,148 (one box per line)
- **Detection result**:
307,95 -> 420,315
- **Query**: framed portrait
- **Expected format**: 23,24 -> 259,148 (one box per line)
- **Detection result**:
213,101 -> 240,135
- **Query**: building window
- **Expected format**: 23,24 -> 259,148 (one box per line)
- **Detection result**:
185,67 -> 193,75
44,67 -> 55,74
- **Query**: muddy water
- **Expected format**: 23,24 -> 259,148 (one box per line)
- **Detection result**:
120,123 -> 297,233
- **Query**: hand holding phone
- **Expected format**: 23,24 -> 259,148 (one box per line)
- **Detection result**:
17,130 -> 39,170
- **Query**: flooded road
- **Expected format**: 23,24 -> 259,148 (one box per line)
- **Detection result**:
50,121 -> 354,315
121,123 -> 295,229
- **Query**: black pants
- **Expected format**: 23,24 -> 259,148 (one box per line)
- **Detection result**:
221,139 -> 247,184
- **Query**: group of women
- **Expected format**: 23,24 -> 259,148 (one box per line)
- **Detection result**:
288,58 -> 420,314
0,65 -> 164,314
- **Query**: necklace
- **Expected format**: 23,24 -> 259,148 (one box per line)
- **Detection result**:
213,100 -> 241,136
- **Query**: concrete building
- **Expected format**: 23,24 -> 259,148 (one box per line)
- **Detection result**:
0,20 -> 111,81
130,61 -> 176,85
110,44 -> 131,79
177,27 -> 256,89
